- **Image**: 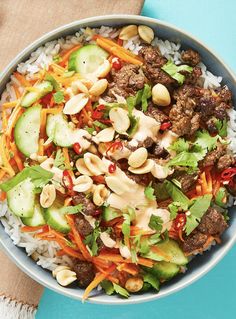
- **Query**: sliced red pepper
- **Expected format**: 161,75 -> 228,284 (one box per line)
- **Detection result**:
92,104 -> 106,120
173,213 -> 186,231
221,167 -> 236,181
73,142 -> 82,155
62,170 -> 74,191
108,163 -> 116,173
112,57 -> 122,70
92,175 -> 106,184
40,92 -> 53,108
106,141 -> 123,156
160,122 -> 172,131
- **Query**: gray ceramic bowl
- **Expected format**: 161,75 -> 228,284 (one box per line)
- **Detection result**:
0,15 -> 235,304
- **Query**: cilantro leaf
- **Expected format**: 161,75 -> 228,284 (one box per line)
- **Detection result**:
168,151 -> 199,168
101,280 -> 114,295
195,130 -> 218,151
148,215 -> 163,232
59,204 -> 84,215
122,213 -> 131,237
113,284 -> 130,298
45,73 -> 60,91
141,84 -> 152,112
143,273 -> 160,291
139,237 -> 150,254
85,126 -> 96,134
53,91 -> 65,104
169,138 -> 190,153
126,84 -> 152,114
54,149 -> 66,169
164,180 -> 190,208
215,187 -> 227,208
185,194 -> 212,235
84,226 -> 100,256
93,120 -> 108,129
102,206 -> 120,222
144,184 -> 156,200
0,165 -> 53,192
215,119 -> 227,137
127,115 -> 139,136
161,60 -> 193,85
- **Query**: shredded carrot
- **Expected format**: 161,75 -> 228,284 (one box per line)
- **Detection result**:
110,46 -> 143,65
0,135 -> 15,177
13,72 -> 31,87
96,253 -> 154,268
40,109 -> 47,138
82,264 -> 116,301
196,184 -> 202,196
38,138 -> 44,156
199,170 -> 213,194
62,148 -> 71,169
0,170 -> 6,180
57,245 -> 84,259
150,246 -> 171,262
10,142 -> 24,171
2,101 -> 19,109
117,263 -> 139,276
12,84 -> 21,99
96,265 -> 119,284
2,110 -> 8,130
64,197 -> 72,207
6,105 -> 24,137
59,44 -> 82,67
21,225 -> 49,232
66,215 -> 91,260
0,191 -> 7,201
213,178 -> 221,196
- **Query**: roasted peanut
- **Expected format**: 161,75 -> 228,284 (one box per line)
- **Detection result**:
119,25 -> 138,40
152,83 -> 171,106
128,147 -> 148,168
138,25 -> 154,43
40,184 -> 56,208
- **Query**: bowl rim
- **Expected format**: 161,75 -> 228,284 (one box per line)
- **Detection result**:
0,14 -> 236,305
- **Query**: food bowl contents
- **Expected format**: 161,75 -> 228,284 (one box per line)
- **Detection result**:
0,24 -> 235,301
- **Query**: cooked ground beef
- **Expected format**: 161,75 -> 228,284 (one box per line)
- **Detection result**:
126,136 -> 155,151
149,142 -> 169,158
205,118 -> 218,134
182,208 -> 228,255
73,261 -> 95,288
202,144 -> 226,168
182,231 -> 208,255
126,171 -> 153,186
145,103 -> 169,123
197,207 -> 228,235
72,194 -> 96,216
139,45 -> 176,87
181,49 -> 201,67
217,154 -> 235,171
183,67 -> 202,85
107,64 -> 146,98
174,171 -> 198,193
170,85 -> 200,136
74,215 -> 93,237
217,86 -> 232,105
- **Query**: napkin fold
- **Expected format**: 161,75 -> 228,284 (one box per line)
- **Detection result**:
0,0 -> 144,318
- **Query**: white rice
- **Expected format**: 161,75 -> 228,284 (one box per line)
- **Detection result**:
0,26 -> 235,271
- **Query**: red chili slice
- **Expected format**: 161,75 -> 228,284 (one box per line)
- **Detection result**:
106,141 -> 123,156
221,167 -> 236,181
108,163 -> 116,173
73,142 -> 82,155
92,104 -> 106,120
112,57 -> 122,70
160,122 -> 172,131
173,213 -> 186,231
40,92 -> 53,107
62,170 -> 74,191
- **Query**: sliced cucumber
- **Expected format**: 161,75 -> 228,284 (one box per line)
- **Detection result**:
14,104 -> 41,157
44,205 -> 70,233
7,178 -> 35,218
21,203 -> 46,226
150,261 -> 180,280
68,44 -> 109,75
156,239 -> 188,265
46,113 -> 73,147
21,81 -> 53,108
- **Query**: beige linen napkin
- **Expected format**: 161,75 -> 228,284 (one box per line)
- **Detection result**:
0,0 -> 144,318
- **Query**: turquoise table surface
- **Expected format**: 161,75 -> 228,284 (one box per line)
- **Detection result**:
37,1 -> 236,318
